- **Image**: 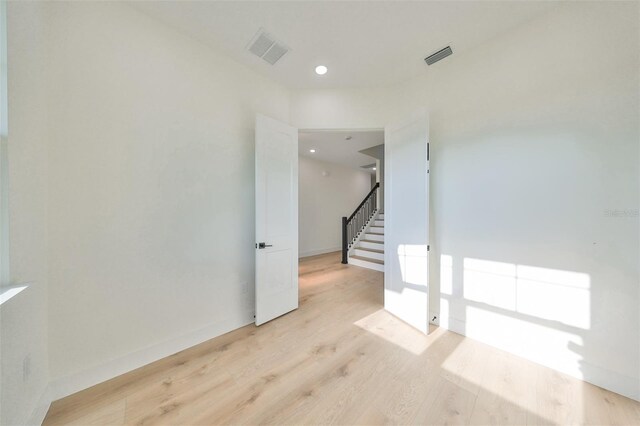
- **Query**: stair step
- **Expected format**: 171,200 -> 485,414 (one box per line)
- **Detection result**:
365,233 -> 384,242
349,254 -> 385,272
354,247 -> 384,261
360,240 -> 383,250
356,247 -> 383,254
350,255 -> 384,265
349,258 -> 384,272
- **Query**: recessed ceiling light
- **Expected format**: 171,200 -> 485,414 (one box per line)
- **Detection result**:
373,167 -> 377,171
310,149 -> 316,153
315,65 -> 328,75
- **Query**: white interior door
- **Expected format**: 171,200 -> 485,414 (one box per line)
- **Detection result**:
255,114 -> 298,326
384,112 -> 430,334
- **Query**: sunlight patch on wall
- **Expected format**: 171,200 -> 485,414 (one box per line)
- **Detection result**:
462,258 -> 590,329
439,256 -> 592,382
464,258 -> 516,311
465,305 -> 585,379
439,298 -> 450,329
516,264 -> 590,330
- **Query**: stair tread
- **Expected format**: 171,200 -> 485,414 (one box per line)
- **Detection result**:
356,247 -> 384,254
350,255 -> 384,265
367,232 -> 384,235
361,239 -> 383,244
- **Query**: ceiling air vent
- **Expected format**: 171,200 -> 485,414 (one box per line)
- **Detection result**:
247,29 -> 289,65
424,46 -> 453,66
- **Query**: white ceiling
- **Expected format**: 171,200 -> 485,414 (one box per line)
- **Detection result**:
130,1 -> 559,89
299,130 -> 383,174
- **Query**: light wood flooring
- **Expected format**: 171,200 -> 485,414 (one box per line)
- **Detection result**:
43,252 -> 640,425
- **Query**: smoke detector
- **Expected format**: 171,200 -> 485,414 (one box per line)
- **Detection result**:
424,46 -> 453,66
247,28 -> 290,65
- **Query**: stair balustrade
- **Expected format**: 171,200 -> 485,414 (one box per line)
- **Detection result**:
341,182 -> 379,264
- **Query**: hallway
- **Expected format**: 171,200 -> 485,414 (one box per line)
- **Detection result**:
43,253 -> 640,425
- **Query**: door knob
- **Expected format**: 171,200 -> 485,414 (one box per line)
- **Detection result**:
258,242 -> 273,249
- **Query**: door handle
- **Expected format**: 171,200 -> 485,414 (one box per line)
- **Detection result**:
258,242 -> 273,249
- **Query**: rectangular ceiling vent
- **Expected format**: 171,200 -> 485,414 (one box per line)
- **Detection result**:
248,28 -> 289,65
424,46 -> 453,66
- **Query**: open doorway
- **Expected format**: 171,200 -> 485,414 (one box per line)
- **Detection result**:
255,113 -> 428,333
297,129 -> 385,272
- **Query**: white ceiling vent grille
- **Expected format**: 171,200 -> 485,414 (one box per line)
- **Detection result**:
247,29 -> 289,65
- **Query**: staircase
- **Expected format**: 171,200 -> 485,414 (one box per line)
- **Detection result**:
348,213 -> 384,271
341,183 -> 384,272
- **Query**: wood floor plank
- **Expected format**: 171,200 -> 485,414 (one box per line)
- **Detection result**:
42,251 -> 640,426
469,351 -> 539,425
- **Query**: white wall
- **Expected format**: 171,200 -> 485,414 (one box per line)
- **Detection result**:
1,2 -> 51,425
37,1 -> 289,398
428,2 -> 639,400
291,2 -> 640,400
292,86 -> 393,131
299,156 -> 371,258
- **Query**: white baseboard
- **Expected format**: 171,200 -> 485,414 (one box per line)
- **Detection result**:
27,384 -> 52,426
299,247 -> 341,258
578,359 -> 640,402
48,310 -> 254,402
